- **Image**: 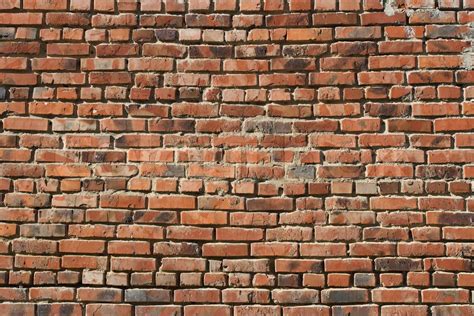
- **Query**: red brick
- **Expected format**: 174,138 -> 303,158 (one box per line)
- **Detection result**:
149,195 -> 196,209
202,243 -> 248,257
174,289 -> 220,303
422,289 -> 469,303
372,288 -> 419,303
111,257 -> 156,272
86,304 -> 131,316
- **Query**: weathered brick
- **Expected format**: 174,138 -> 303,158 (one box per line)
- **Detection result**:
321,289 -> 369,304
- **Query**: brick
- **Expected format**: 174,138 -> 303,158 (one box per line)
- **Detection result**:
409,10 -> 455,24
251,242 -> 298,257
315,226 -> 361,241
202,243 -> 248,257
325,258 -> 372,272
422,289 -> 469,303
4,117 -> 48,131
185,305 -> 230,316
431,306 -> 474,316
247,198 -> 293,211
117,225 -> 164,240
361,12 -> 406,25
335,27 -> 381,39
359,72 -> 404,85
149,195 -> 196,209
321,289 -> 369,304
375,258 -> 422,272
36,304 -> 82,316
222,288 -> 268,303
311,135 -> 356,148
272,289 -> 318,304
85,304 -> 131,316
372,288 -> 419,303
310,72 -> 356,85
167,226 -> 213,241
286,28 -> 332,41
76,288 -> 122,302
274,258 -> 321,273
350,243 -> 396,256
111,257 -> 156,272
175,289 -> 219,303
0,0 -> 20,10
234,306 -> 280,316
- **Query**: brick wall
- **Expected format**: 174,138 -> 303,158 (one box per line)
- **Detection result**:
0,0 -> 473,315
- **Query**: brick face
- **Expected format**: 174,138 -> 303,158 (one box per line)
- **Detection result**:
0,0 -> 473,313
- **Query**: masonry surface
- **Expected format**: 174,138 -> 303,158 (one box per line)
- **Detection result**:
0,0 -> 473,315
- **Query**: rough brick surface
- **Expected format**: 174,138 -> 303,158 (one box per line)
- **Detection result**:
0,0 -> 473,314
